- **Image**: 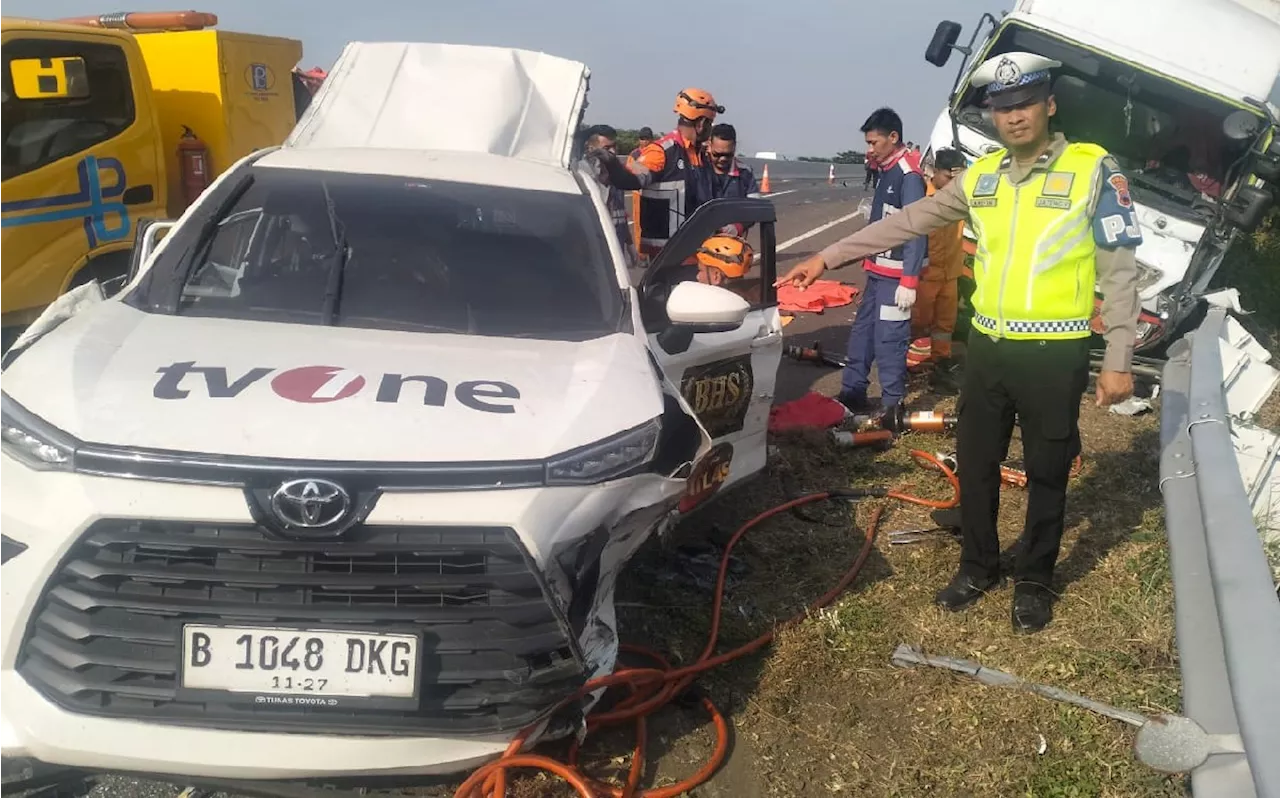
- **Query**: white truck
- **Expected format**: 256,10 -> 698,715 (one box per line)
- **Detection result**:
922,0 -> 1280,358
0,42 -> 784,786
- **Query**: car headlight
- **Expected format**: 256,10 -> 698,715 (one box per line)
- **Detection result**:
1135,260 -> 1163,292
546,418 -> 661,485
1,394 -> 77,471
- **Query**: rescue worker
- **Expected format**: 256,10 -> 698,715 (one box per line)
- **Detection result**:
907,148 -> 967,373
628,127 -> 655,161
673,234 -> 761,304
581,124 -> 640,267
827,107 -> 929,415
704,123 -> 761,237
629,89 -> 723,256
589,90 -> 723,261
775,52 -> 1142,632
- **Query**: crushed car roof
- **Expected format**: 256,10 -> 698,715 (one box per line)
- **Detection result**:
284,42 -> 592,170
255,147 -> 584,194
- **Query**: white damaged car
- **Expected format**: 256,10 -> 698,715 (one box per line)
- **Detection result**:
0,42 -> 783,783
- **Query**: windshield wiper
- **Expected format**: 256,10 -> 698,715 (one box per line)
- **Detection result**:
320,181 -> 349,326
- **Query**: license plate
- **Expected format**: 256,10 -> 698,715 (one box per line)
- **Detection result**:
180,625 -> 420,703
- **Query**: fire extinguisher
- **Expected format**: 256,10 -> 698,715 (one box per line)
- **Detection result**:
177,125 -> 211,210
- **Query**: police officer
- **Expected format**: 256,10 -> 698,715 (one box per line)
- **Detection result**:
775,52 -> 1142,632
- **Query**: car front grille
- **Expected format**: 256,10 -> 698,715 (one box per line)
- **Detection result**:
17,520 -> 584,735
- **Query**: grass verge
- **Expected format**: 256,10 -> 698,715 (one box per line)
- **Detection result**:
544,396 -> 1183,797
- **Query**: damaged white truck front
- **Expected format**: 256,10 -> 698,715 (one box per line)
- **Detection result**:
0,42 -> 784,783
921,0 -> 1280,358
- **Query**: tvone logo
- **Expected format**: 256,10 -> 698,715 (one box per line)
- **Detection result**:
153,362 -> 520,414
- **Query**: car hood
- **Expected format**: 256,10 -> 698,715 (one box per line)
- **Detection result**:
3,303 -> 663,463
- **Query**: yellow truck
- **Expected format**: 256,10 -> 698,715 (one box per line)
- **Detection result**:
1,11 -> 304,340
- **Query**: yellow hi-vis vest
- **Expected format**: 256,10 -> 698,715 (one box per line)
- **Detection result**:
963,141 -> 1108,340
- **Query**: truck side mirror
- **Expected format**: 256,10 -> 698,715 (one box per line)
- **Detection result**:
1221,109 -> 1261,142
1253,136 -> 1280,184
1223,185 -> 1274,233
925,21 -> 964,68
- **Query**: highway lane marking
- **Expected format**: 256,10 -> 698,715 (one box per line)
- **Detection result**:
749,207 -> 866,263
761,189 -> 797,199
777,209 -> 865,252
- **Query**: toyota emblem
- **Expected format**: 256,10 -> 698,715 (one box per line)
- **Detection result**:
270,479 -> 352,530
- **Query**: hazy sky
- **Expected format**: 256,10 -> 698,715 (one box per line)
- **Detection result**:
5,0 -> 997,156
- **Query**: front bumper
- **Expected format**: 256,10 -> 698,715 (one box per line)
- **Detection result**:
1,456 -> 682,779
1,672 -> 512,779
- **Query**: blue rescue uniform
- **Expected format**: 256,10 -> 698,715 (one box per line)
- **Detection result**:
828,148 -> 928,409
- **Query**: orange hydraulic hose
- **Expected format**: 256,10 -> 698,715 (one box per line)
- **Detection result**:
453,450 -> 959,798
888,449 -> 963,509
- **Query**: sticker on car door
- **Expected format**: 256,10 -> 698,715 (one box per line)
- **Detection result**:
678,442 -> 734,513
678,354 -> 753,438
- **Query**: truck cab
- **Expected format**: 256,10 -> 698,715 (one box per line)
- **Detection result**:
922,0 -> 1280,356
1,13 -> 303,346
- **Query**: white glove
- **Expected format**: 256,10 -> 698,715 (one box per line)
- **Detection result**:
895,285 -> 917,312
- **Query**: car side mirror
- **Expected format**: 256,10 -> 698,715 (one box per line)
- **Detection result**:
657,281 -> 751,354
925,21 -> 963,67
667,280 -> 750,327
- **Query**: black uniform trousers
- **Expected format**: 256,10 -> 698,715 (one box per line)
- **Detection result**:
956,331 -> 1090,586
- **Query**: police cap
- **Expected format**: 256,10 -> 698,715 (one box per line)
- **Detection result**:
969,51 -> 1062,109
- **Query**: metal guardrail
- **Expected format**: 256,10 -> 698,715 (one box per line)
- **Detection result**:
1159,306 -> 1280,798
738,157 -> 867,181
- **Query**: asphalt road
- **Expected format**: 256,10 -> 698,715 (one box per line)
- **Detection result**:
79,179 -> 877,798
759,179 -> 877,403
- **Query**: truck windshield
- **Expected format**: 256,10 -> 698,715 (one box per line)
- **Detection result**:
134,166 -> 626,341
956,23 -> 1258,216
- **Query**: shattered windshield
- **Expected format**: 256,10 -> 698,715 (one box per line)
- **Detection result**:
955,23 -> 1259,217
136,166 -> 625,341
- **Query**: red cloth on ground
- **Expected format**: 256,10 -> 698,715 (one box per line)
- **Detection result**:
777,279 -> 857,313
768,392 -> 849,433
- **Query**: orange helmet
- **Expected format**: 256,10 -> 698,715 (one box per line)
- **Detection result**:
674,88 -> 724,122
696,235 -> 753,279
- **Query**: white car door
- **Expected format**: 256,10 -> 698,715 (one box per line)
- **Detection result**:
639,198 -> 783,512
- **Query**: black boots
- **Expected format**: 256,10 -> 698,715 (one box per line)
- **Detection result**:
934,573 -> 1001,612
1011,583 -> 1054,633
935,572 -> 1055,633
836,390 -> 874,414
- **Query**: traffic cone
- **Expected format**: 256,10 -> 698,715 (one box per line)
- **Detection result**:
828,163 -> 835,184
760,164 -> 771,193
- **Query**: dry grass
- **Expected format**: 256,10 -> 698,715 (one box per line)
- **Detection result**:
551,391 -> 1182,798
